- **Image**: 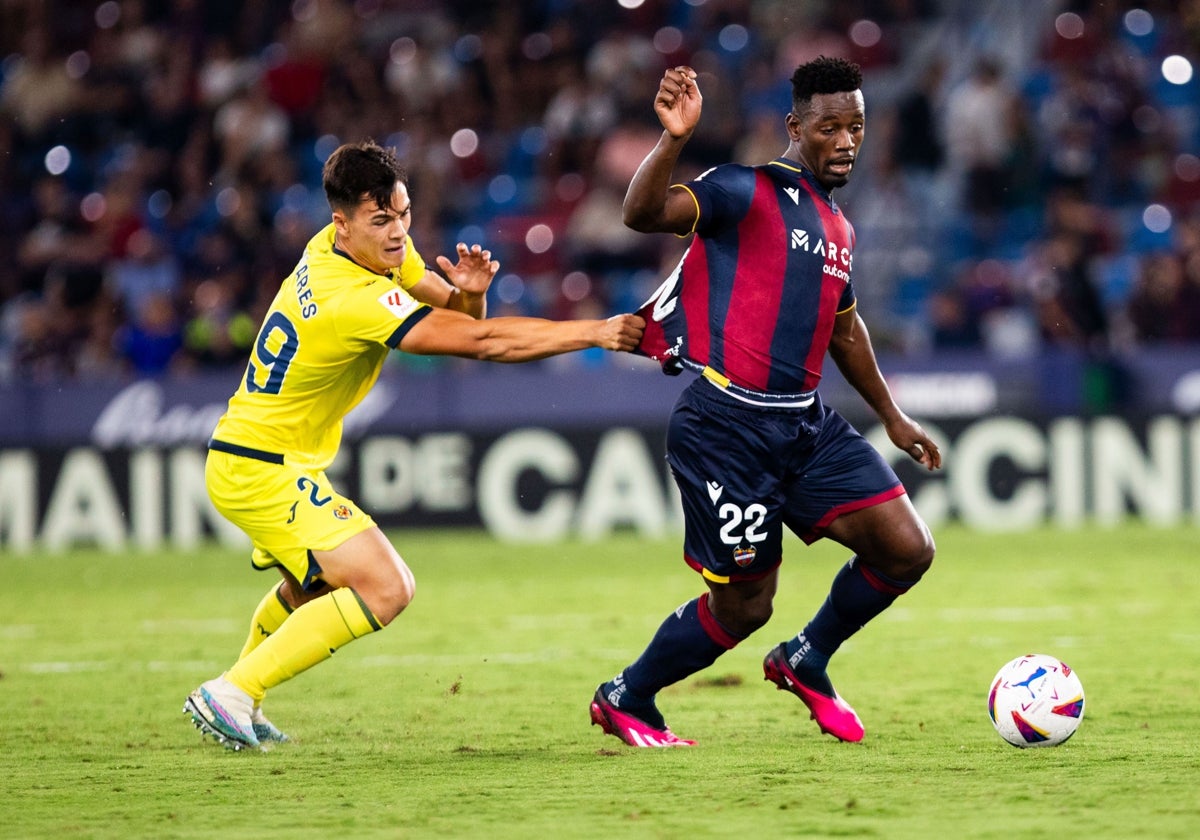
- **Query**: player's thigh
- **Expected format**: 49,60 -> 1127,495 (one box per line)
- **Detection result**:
313,527 -> 414,607
822,493 -> 933,575
667,391 -> 787,580
780,407 -> 905,544
206,450 -> 377,591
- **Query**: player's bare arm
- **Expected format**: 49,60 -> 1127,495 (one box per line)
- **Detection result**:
399,310 -> 645,361
623,66 -> 703,236
406,243 -> 498,318
828,309 -> 942,471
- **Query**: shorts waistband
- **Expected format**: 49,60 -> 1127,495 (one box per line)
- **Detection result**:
687,362 -> 816,409
208,438 -> 285,465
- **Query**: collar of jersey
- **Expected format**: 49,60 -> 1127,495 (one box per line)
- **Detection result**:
766,158 -> 837,206
331,245 -> 397,279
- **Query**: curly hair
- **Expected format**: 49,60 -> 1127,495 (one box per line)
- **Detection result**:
322,140 -> 408,214
790,56 -> 863,114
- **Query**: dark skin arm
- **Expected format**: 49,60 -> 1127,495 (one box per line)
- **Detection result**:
623,67 -> 705,235
828,307 -> 941,470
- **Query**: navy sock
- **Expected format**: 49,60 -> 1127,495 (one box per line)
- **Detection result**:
786,557 -> 918,673
606,594 -> 743,723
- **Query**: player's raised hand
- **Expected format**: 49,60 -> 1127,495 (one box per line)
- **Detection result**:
598,313 -> 646,352
655,66 -> 702,139
436,243 -> 499,296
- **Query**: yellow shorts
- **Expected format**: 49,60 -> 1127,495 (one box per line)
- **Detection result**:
205,447 -> 376,591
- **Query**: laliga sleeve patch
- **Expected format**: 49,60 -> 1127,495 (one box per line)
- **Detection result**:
377,287 -> 421,320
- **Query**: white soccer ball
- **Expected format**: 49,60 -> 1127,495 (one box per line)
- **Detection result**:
987,653 -> 1085,748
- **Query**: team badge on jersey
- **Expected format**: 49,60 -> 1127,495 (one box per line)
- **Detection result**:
377,288 -> 421,320
732,545 -> 757,567
333,505 -> 352,520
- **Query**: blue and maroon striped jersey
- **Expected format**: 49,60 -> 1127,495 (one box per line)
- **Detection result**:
636,158 -> 857,396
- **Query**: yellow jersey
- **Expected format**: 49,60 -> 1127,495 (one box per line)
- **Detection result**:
210,223 -> 431,470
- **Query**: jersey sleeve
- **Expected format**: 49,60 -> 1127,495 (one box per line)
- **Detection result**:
678,164 -> 757,238
335,279 -> 432,350
396,236 -> 427,290
837,279 -> 856,313
838,219 -> 857,312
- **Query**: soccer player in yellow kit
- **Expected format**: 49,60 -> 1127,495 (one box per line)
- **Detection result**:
185,140 -> 644,750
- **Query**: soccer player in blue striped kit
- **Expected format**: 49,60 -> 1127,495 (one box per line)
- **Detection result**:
590,57 -> 942,747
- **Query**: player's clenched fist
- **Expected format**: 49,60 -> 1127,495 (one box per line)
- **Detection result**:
654,66 -> 701,139
600,314 -> 646,351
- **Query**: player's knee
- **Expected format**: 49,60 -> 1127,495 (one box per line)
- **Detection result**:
378,565 -> 416,625
918,526 -> 936,567
744,600 -> 773,632
358,560 -> 415,626
279,576 -> 329,609
870,523 -> 934,582
898,525 -> 935,580
713,597 -> 772,636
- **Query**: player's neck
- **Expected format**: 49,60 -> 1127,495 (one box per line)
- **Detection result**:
332,235 -> 390,277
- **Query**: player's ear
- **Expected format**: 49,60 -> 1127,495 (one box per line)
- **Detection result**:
331,209 -> 349,236
785,111 -> 803,140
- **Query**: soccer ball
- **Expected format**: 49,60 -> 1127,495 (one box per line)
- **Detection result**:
987,653 -> 1085,748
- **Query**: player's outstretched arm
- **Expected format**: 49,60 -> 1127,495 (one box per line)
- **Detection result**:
623,66 -> 703,236
398,309 -> 645,362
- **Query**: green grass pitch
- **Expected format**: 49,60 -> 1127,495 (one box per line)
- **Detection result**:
2,524 -> 1198,839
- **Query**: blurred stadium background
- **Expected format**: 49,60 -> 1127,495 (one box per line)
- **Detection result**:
1,0 -> 1198,552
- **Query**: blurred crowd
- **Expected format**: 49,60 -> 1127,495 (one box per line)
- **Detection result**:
0,0 -> 1198,384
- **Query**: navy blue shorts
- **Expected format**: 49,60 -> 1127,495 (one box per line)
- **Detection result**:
667,378 -> 905,582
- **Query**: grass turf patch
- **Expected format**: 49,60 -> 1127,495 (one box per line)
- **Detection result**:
1,524 -> 1197,838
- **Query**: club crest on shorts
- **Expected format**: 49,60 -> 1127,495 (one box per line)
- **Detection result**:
732,544 -> 757,567
333,504 -> 352,520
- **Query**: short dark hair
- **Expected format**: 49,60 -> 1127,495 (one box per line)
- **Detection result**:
790,56 -> 863,113
322,140 -> 407,213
